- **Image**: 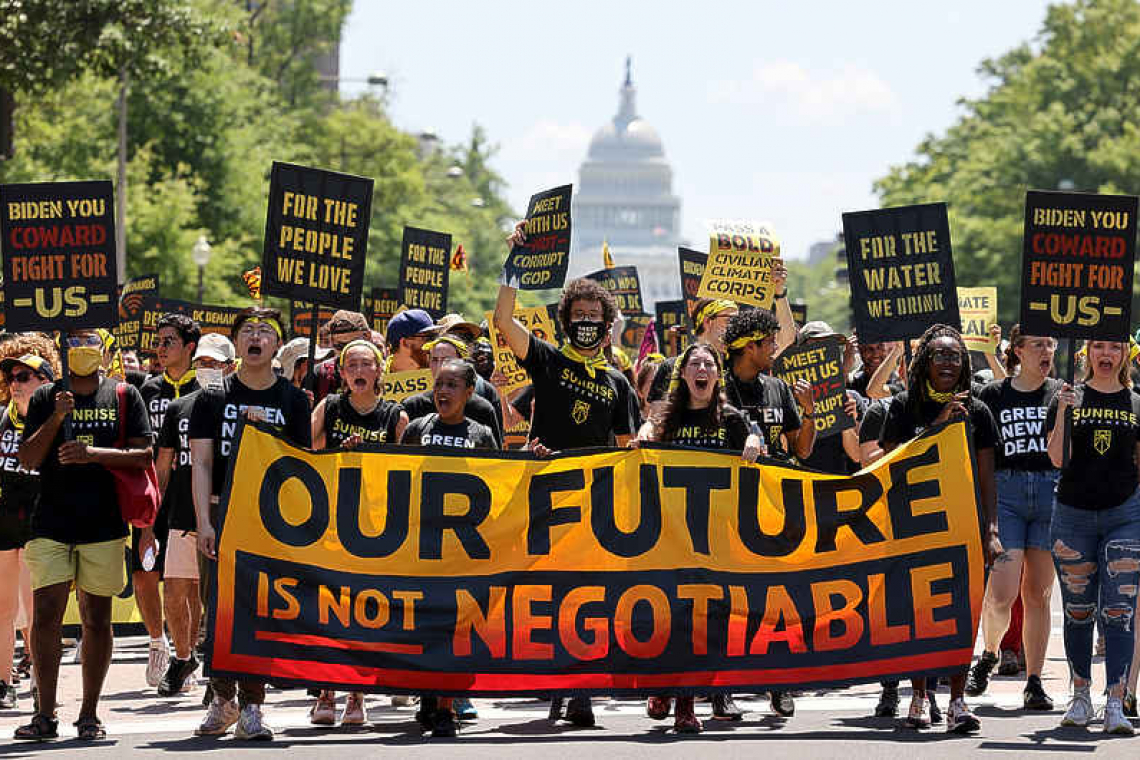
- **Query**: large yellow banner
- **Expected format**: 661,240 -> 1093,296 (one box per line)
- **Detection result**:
207,421 -> 984,695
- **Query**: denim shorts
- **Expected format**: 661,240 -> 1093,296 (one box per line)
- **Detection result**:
996,469 -> 1059,552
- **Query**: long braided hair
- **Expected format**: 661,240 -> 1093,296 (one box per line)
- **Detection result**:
906,323 -> 971,419
654,343 -> 727,443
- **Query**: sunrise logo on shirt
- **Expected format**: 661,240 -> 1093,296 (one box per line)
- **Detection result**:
1094,429 -> 1112,455
571,399 -> 589,425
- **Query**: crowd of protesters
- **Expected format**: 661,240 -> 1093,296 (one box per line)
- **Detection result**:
0,221 -> 1137,741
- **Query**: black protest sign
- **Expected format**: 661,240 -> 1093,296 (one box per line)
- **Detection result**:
261,161 -> 373,311
0,180 -> 117,332
138,298 -> 243,353
774,337 -> 852,438
544,302 -> 564,343
654,299 -> 690,356
291,301 -> 337,339
842,203 -> 959,344
678,247 -> 707,328
501,185 -> 572,290
1019,190 -> 1138,340
114,273 -> 159,350
369,287 -> 400,335
398,226 -> 450,319
585,265 -> 643,315
790,301 -> 808,326
620,312 -> 653,353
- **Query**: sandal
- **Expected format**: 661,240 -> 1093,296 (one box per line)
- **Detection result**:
74,716 -> 106,741
14,713 -> 58,741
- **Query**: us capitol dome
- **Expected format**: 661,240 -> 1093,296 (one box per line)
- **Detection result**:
570,58 -> 683,309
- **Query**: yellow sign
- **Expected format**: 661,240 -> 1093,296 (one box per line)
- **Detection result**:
957,287 -> 998,352
382,369 -> 433,403
696,220 -> 780,309
485,307 -> 558,394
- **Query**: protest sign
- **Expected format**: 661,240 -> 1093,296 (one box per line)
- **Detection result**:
585,266 -> 644,315
260,161 -> 373,311
1019,190 -> 1138,340
957,287 -> 998,352
291,301 -> 337,339
137,298 -> 244,353
369,287 -> 401,335
842,203 -> 959,344
485,306 -> 558,394
696,220 -> 779,309
500,185 -> 572,290
543,303 -> 563,343
678,247 -> 707,328
790,301 -> 808,326
0,180 -> 117,332
398,226 -> 451,319
654,299 -> 690,355
209,419 -> 984,695
382,368 -> 433,403
774,337 -> 853,438
619,312 -> 653,354
114,273 -> 159,350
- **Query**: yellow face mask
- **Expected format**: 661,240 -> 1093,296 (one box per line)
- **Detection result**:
68,346 -> 103,377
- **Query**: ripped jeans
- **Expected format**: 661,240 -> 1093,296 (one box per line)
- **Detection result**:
1050,491 -> 1140,690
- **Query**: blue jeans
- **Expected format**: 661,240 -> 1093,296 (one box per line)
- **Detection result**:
996,470 -> 1058,551
1050,491 -> 1140,688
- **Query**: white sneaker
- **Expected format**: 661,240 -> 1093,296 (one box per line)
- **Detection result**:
235,704 -> 273,740
146,640 -> 169,688
195,697 -> 239,735
946,697 -> 980,734
1104,697 -> 1135,735
341,692 -> 367,725
310,693 -> 336,725
390,694 -> 414,707
70,638 -> 83,664
905,692 -> 929,729
1061,687 -> 1093,727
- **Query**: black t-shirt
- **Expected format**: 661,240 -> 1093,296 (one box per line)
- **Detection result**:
1048,386 -> 1140,510
511,385 -> 534,420
520,335 -> 635,451
402,391 -> 502,448
475,376 -> 504,432
724,370 -> 801,459
0,410 -> 39,519
321,394 -> 404,448
664,405 -> 750,450
400,414 -> 497,450
189,374 -> 311,499
879,390 -> 999,452
801,434 -> 853,474
859,398 -> 891,445
125,369 -> 149,389
647,356 -> 677,403
25,377 -> 152,544
140,371 -> 200,439
157,391 -> 198,532
976,378 -> 1060,471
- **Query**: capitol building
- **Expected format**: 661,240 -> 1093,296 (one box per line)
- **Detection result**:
569,60 -> 684,310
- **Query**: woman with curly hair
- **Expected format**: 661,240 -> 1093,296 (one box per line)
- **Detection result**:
0,333 -> 59,711
878,324 -> 1000,734
634,342 -> 764,733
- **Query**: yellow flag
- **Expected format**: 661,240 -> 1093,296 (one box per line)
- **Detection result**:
602,240 -> 614,269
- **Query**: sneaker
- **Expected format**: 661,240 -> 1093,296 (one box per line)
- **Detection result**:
416,697 -> 438,731
874,683 -> 899,717
1061,686 -> 1093,727
946,697 -> 981,734
998,649 -> 1020,676
674,696 -> 702,734
1095,634 -> 1105,657
431,708 -> 458,738
390,694 -> 414,707
1104,696 -> 1135,735
309,692 -> 336,726
965,651 -> 997,696
146,640 -> 169,689
646,696 -> 672,720
1022,676 -> 1053,711
769,690 -> 794,717
712,693 -> 744,720
928,690 -> 943,724
0,681 -> 16,709
70,638 -> 83,665
341,692 -> 366,726
234,703 -> 273,740
157,656 -> 198,698
453,697 -> 477,721
1125,691 -> 1137,718
564,696 -> 595,727
906,692 -> 930,729
195,697 -> 239,736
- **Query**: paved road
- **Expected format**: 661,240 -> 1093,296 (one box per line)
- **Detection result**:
1,586 -> 1137,757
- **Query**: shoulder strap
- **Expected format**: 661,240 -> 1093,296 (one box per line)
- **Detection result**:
115,381 -> 128,448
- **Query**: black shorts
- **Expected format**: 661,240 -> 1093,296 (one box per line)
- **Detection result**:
129,503 -> 170,575
0,509 -> 31,551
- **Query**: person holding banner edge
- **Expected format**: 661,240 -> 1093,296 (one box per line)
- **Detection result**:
494,221 -> 637,728
878,324 -> 1000,734
1045,338 -> 1140,734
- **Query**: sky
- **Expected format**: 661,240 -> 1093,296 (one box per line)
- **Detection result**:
340,0 -> 1056,260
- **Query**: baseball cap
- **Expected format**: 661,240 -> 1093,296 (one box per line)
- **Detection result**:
276,337 -> 335,378
386,309 -> 442,347
193,333 -> 236,364
798,320 -> 839,343
0,354 -> 54,381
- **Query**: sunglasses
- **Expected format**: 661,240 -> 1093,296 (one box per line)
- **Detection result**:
931,349 -> 964,365
6,371 -> 36,384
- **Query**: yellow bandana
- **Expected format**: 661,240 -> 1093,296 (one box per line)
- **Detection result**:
694,299 -> 736,331
423,335 -> 470,359
926,381 -> 956,404
244,317 -> 283,340
728,331 -> 774,351
6,401 -> 23,433
163,368 -> 197,398
560,343 -> 609,379
338,339 -> 385,369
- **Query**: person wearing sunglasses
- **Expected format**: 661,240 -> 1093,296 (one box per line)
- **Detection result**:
0,338 -> 58,714
16,329 -> 154,742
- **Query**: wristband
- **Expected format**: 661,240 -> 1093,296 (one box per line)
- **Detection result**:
774,290 -> 787,300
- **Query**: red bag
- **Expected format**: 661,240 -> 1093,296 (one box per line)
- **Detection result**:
110,382 -> 160,528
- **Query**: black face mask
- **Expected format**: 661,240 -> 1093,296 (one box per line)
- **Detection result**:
568,320 -> 605,350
